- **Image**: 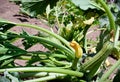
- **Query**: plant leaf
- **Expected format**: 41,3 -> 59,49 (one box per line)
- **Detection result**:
20,30 -> 38,50
0,42 -> 27,61
20,0 -> 59,17
71,0 -> 96,10
99,15 -> 109,27
46,4 -> 51,19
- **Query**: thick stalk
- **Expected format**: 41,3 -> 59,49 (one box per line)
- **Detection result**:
71,58 -> 79,70
97,0 -> 116,31
0,67 -> 83,77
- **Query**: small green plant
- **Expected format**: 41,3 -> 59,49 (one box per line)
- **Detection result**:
0,0 -> 120,82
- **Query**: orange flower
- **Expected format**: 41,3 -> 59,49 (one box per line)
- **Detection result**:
70,41 -> 83,58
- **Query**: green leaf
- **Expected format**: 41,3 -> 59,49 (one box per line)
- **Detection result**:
0,32 -> 19,45
0,58 -> 14,67
46,4 -> 51,19
0,42 -> 27,61
99,14 -> 109,27
71,0 -> 96,10
20,30 -> 38,50
0,45 -> 8,54
20,0 -> 59,17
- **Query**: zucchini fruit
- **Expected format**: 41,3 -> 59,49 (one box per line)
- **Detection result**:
81,41 -> 113,79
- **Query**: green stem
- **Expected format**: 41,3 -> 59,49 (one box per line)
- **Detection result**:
71,58 -> 79,70
49,57 -> 70,66
0,67 -> 83,77
114,26 -> 120,47
7,31 -> 74,59
17,56 -> 31,60
24,74 -> 66,82
1,20 -> 75,56
16,23 -> 73,51
97,0 -> 116,31
18,53 -> 68,60
99,59 -> 120,82
20,72 -> 48,78
55,8 -> 61,29
20,72 -> 65,78
50,54 -> 67,59
20,34 -> 74,59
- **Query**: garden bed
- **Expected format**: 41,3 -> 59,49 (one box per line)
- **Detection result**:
0,0 -> 119,82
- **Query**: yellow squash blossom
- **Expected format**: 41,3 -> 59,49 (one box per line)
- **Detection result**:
70,41 -> 83,58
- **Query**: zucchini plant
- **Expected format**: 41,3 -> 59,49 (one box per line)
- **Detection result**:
0,0 -> 120,82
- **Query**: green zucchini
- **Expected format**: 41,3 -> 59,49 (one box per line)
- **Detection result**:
81,41 -> 113,79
